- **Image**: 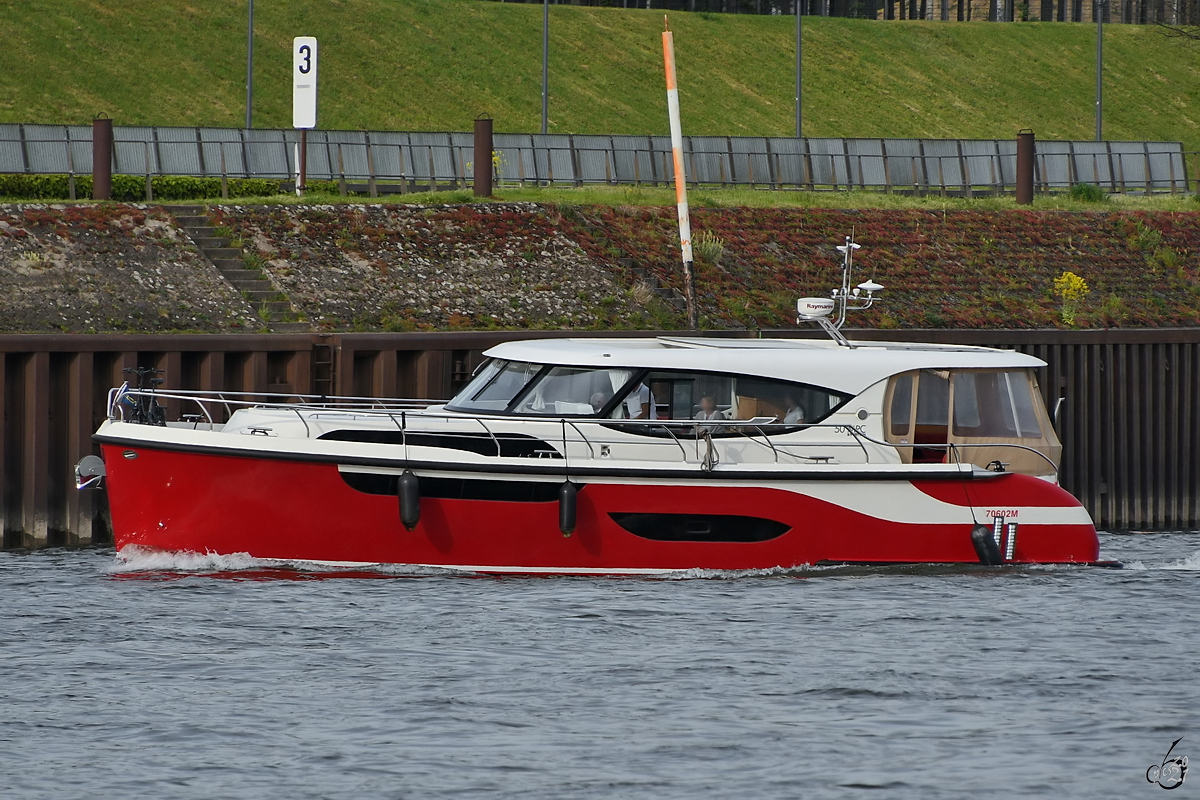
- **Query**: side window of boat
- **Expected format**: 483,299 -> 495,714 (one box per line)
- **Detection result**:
512,366 -> 636,416
888,373 -> 914,437
952,370 -> 1043,439
625,371 -> 849,430
886,368 -> 1058,471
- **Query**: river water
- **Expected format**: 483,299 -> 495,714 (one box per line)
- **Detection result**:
1,532 -> 1198,799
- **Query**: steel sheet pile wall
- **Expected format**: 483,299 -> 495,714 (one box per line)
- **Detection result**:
0,329 -> 1195,548
1021,337 -> 1199,531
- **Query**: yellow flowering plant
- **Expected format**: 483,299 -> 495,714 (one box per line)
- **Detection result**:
1053,271 -> 1090,327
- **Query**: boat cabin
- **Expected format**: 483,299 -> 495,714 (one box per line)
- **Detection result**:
445,337 -> 1063,476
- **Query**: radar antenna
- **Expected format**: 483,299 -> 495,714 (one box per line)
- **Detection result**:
795,234 -> 884,349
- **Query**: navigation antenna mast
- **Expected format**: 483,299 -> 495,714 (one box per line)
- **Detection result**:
795,234 -> 883,349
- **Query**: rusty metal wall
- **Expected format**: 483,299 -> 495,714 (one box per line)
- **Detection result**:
0,328 -> 1195,547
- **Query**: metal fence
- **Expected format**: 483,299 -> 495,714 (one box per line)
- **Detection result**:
0,123 -> 1190,194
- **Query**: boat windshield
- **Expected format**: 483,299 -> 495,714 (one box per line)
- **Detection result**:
512,366 -> 637,416
447,360 -> 542,412
447,360 -> 637,415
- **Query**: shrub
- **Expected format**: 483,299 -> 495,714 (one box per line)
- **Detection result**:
693,229 -> 726,265
1096,293 -> 1130,327
0,172 -> 287,201
109,174 -> 148,201
1153,246 -> 1180,273
0,173 -> 93,199
1067,182 -> 1107,203
1130,221 -> 1164,256
303,180 -> 340,195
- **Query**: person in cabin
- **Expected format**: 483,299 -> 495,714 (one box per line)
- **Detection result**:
626,382 -> 658,420
693,393 -> 724,434
782,392 -> 806,425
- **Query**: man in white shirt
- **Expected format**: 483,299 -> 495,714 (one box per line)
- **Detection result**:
625,382 -> 657,420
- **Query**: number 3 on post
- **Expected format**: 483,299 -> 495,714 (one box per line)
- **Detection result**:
292,37 -> 318,129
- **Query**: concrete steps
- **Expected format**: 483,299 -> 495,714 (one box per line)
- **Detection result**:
160,204 -> 309,333
622,259 -> 689,313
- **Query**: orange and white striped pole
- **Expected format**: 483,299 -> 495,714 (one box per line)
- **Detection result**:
662,17 -> 698,329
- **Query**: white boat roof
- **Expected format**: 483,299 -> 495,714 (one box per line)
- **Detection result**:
483,337 -> 1045,395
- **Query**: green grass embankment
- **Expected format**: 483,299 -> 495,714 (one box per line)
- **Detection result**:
2,0 -> 1199,150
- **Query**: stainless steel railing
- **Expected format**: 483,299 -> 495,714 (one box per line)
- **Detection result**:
106,386 -> 1058,474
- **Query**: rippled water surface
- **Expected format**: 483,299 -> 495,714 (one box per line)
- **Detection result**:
2,533 -> 1199,799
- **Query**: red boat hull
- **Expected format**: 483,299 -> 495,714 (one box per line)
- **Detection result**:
101,444 -> 1100,573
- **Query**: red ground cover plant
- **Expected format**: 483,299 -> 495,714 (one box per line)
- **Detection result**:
562,207 -> 1200,329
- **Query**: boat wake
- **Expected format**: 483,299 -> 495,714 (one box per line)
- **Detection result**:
106,548 -> 822,581
107,546 -> 471,580
105,547 -> 1100,581
1121,549 -> 1200,572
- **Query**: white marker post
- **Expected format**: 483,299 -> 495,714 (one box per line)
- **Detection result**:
662,19 -> 697,329
292,36 -> 318,196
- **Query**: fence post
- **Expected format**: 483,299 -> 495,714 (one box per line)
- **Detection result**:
570,134 -> 582,189
1016,129 -> 1034,204
92,116 -> 112,200
337,143 -> 347,196
882,140 -> 893,194
366,139 -> 378,198
474,117 -> 493,197
955,140 -> 972,198
1143,142 -> 1153,194
144,141 -> 153,201
65,132 -> 76,201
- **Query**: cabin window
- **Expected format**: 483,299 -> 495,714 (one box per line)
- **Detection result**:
888,373 -> 913,436
512,366 -> 635,416
884,368 -> 1060,475
446,360 -> 541,412
616,370 -> 850,431
952,371 -> 1043,439
911,370 -> 951,462
448,360 -> 850,427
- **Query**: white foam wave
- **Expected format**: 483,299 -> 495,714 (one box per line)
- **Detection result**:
1121,550 -> 1200,572
109,546 -> 282,574
659,564 -> 833,580
108,548 -> 1130,581
107,545 -> 477,578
